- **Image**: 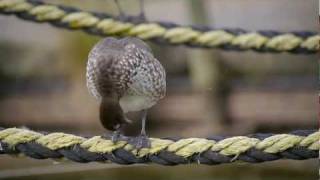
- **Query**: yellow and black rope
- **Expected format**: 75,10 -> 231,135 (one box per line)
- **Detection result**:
0,127 -> 318,165
0,0 -> 319,53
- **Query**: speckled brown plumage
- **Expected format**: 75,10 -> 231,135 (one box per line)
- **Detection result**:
86,37 -> 166,131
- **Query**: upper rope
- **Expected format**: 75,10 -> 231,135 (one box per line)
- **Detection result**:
0,0 -> 319,54
0,127 -> 318,165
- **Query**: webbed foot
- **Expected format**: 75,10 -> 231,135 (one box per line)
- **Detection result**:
130,134 -> 151,149
102,130 -> 128,143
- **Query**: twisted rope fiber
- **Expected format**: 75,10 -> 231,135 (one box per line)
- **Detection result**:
0,0 -> 319,54
0,127 -> 318,165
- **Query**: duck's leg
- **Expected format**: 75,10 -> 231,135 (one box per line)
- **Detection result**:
140,109 -> 147,136
111,125 -> 122,142
113,0 -> 146,21
103,124 -> 128,143
131,109 -> 151,149
138,0 -> 146,20
114,0 -> 125,18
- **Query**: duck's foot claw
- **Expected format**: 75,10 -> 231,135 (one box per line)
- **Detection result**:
102,131 -> 127,143
130,134 -> 151,149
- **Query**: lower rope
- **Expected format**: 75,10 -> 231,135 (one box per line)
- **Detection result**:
0,127 -> 318,165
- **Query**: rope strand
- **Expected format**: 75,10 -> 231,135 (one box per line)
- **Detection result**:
0,0 -> 318,53
0,127 -> 318,165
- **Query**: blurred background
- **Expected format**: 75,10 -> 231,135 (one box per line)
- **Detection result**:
0,0 -> 318,179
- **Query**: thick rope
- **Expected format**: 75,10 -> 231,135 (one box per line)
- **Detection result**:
0,0 -> 319,54
0,127 -> 318,165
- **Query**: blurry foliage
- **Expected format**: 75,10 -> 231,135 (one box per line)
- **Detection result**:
0,41 -> 69,96
61,32 -> 100,73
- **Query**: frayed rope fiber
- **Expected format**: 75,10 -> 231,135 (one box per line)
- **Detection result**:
0,0 -> 319,54
0,127 -> 318,165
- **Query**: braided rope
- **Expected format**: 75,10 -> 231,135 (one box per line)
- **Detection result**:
0,127 -> 318,165
0,0 -> 319,54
